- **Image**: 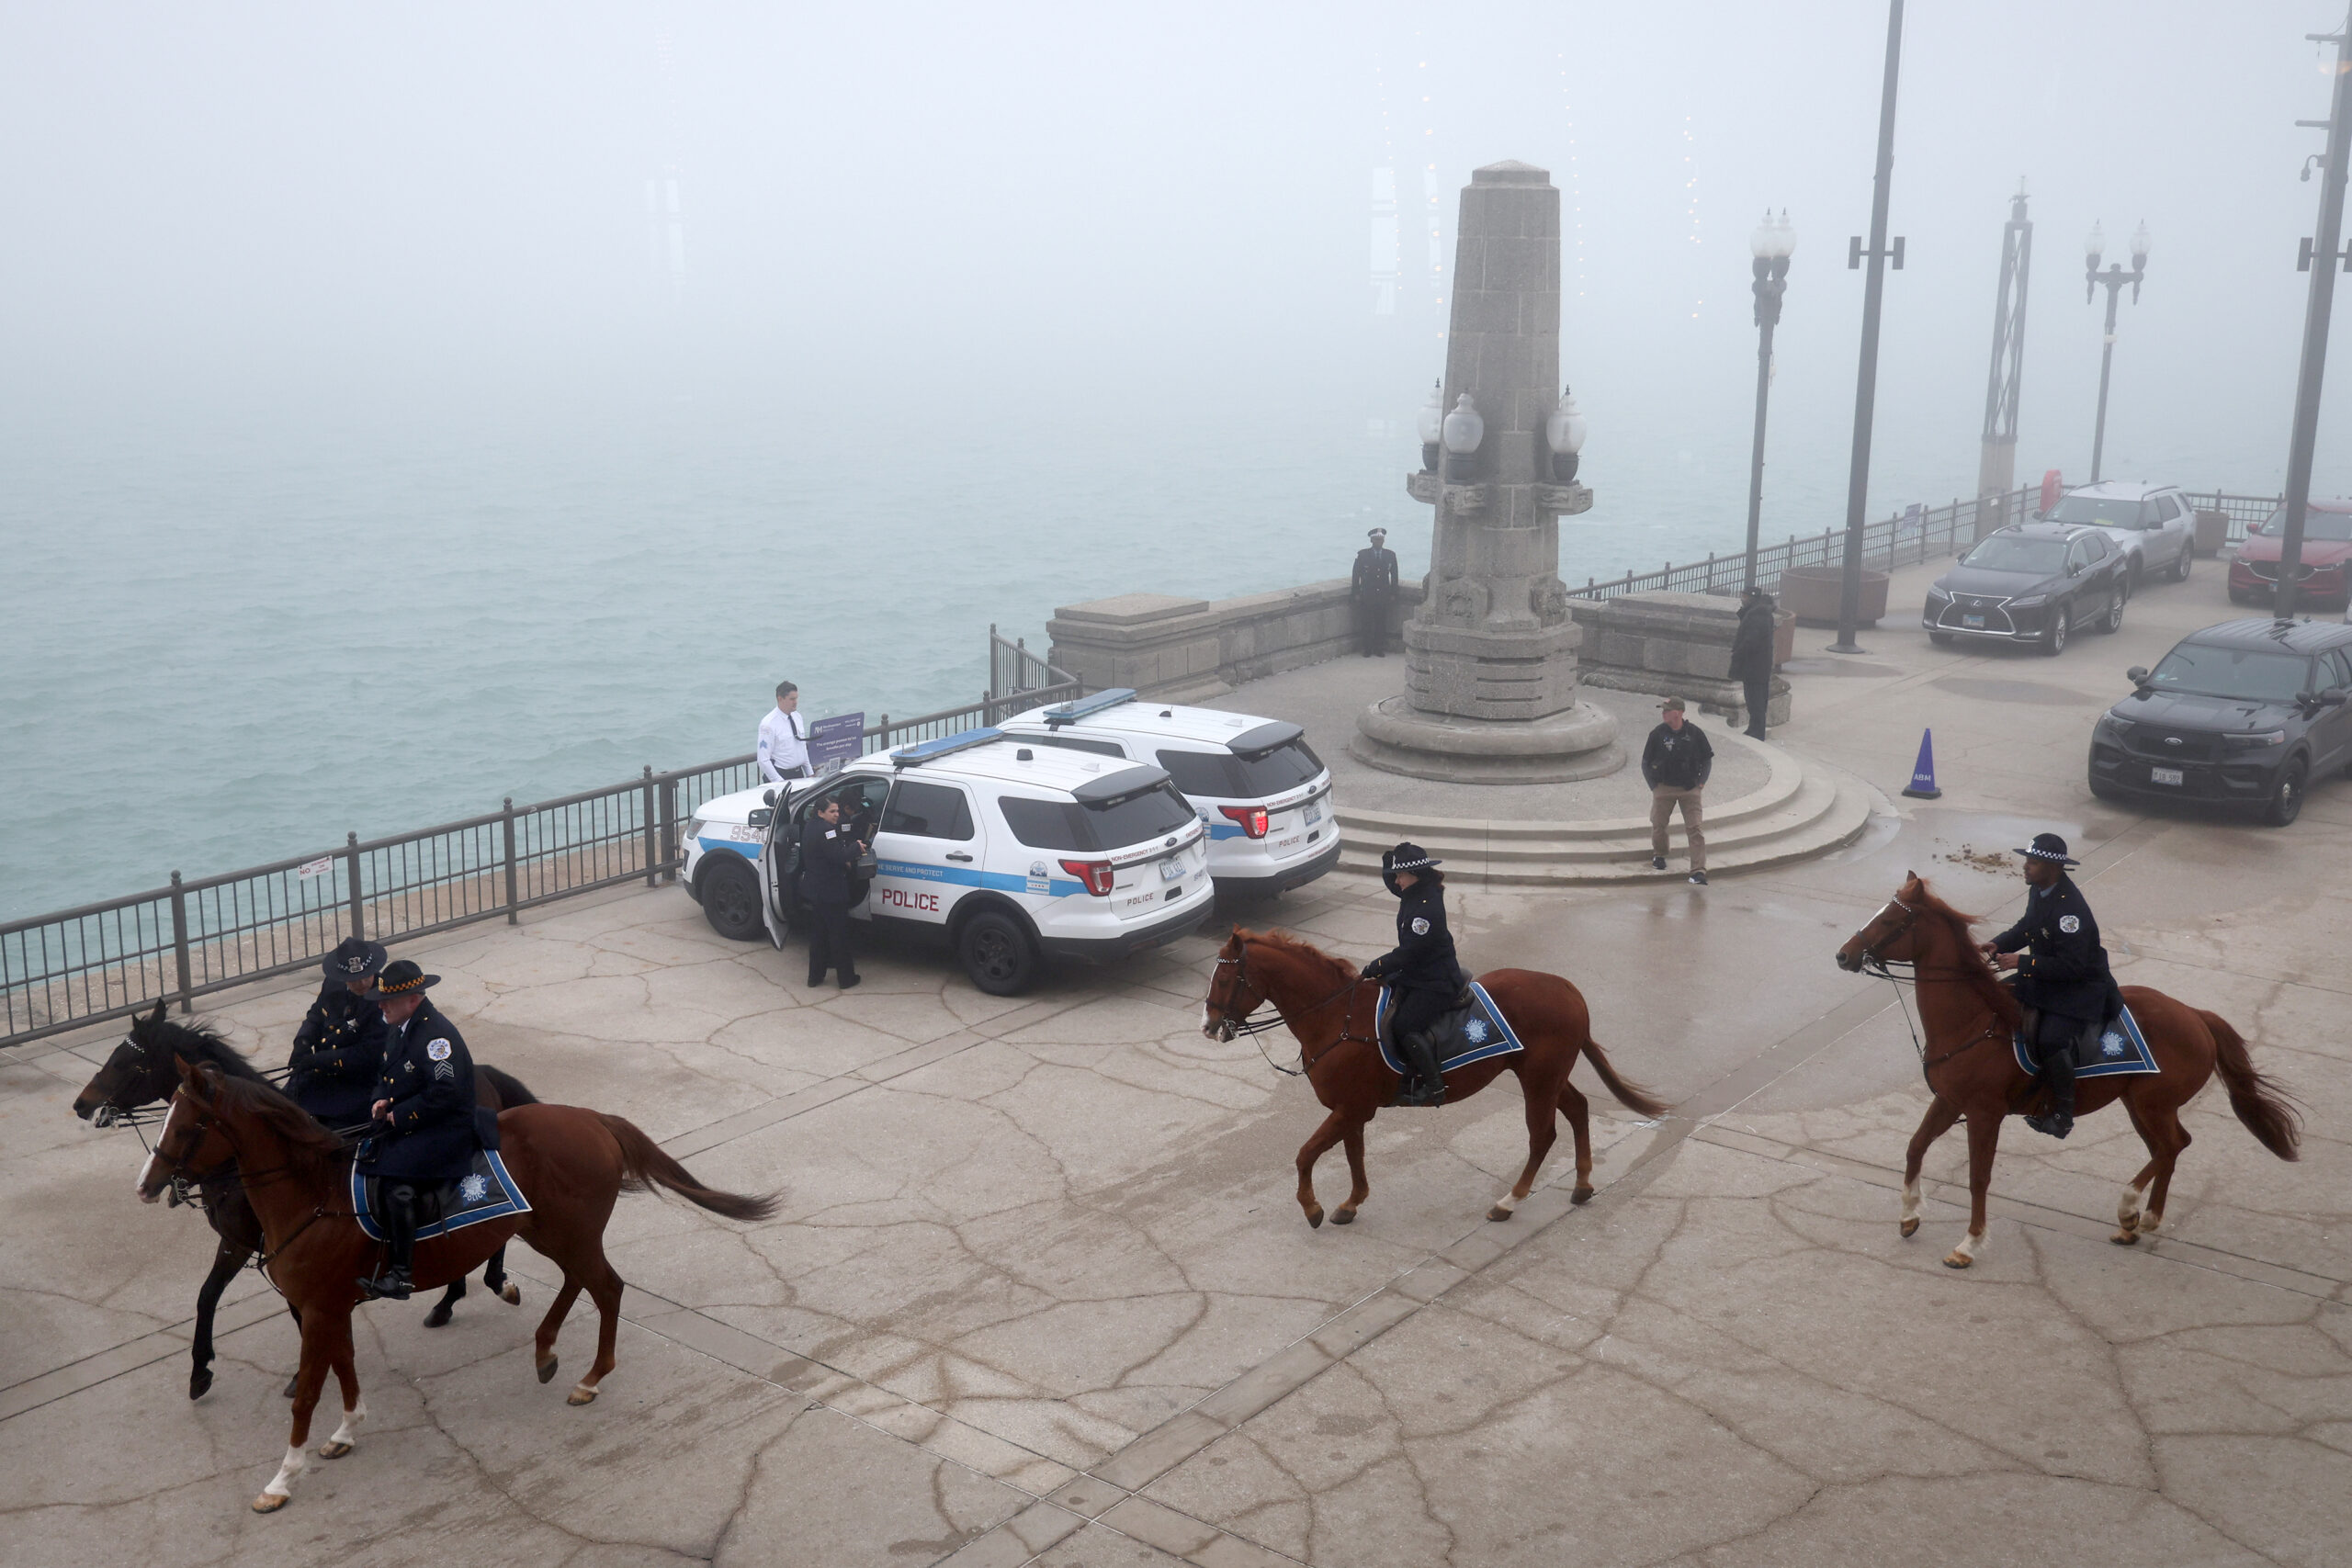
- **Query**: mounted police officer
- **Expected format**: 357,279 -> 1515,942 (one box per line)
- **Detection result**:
1984,833 -> 2117,1140
1351,527 -> 1400,657
286,937 -> 389,1130
356,960 -> 481,1301
1360,842 -> 1456,1107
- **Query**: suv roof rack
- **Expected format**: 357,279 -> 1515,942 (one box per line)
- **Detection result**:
890,728 -> 1004,769
1040,688 -> 1136,728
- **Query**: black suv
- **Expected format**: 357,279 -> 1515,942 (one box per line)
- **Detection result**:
2087,618 -> 2352,825
1924,523 -> 2129,656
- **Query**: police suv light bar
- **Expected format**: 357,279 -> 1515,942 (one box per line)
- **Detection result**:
1040,688 -> 1136,728
889,728 -> 1005,769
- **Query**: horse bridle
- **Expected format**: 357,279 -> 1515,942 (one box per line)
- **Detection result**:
1848,895 -> 2009,1074
1848,894 -> 1927,977
1209,947 -> 1378,1078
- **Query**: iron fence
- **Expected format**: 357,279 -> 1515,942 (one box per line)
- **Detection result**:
2183,491 -> 2284,545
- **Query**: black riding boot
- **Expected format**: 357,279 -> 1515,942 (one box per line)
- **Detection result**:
357,1183 -> 418,1301
2026,1033 -> 2077,1140
1397,1032 -> 1447,1107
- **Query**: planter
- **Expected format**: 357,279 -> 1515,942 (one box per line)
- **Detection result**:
1772,608 -> 1796,670
2194,509 -> 2231,558
1778,566 -> 1889,628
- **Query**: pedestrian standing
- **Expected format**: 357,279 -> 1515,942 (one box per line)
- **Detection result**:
1643,696 -> 1713,886
798,796 -> 865,989
1729,587 -> 1778,740
1351,527 -> 1400,657
759,682 -> 811,783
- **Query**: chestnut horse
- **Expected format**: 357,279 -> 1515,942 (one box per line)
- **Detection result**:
1202,928 -> 1668,1227
1836,873 -> 2300,1269
140,1057 -> 777,1513
72,1003 -> 532,1399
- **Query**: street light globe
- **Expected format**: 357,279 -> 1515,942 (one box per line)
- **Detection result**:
1441,393 -> 1485,456
1749,209 -> 1778,260
2086,220 -> 2105,268
1546,388 -> 1587,457
1415,379 -> 1443,445
2131,220 -> 2151,262
1776,209 -> 1796,257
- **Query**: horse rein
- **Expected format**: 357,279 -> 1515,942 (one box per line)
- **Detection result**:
1846,896 -> 2011,1077
1210,950 -> 1379,1079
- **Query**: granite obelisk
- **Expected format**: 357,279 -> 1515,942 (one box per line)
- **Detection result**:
1352,161 -> 1621,782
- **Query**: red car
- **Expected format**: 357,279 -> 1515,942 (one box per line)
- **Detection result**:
2231,499 -> 2352,609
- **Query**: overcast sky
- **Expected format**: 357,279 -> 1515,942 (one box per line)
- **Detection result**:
5,2 -> 2349,502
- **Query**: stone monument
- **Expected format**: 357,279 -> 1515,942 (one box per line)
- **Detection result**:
1352,161 -> 1622,783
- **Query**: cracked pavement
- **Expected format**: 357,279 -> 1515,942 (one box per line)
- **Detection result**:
3,558 -> 2348,1565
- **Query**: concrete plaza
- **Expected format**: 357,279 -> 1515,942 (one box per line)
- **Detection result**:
3,554 -> 2347,1567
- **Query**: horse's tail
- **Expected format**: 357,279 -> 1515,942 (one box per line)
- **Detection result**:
2202,1010 -> 2301,1161
596,1112 -> 781,1222
1579,1038 -> 1672,1120
478,1063 -> 539,1108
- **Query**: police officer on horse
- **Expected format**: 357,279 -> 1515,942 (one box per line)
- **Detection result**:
1360,842 -> 1457,1107
1984,832 -> 2118,1140
356,960 -> 483,1301
286,937 -> 389,1130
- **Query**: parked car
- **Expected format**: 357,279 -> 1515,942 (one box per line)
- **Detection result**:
1923,523 -> 2129,655
997,688 -> 1340,897
2041,481 -> 2197,586
2086,617 -> 2352,826
2228,498 -> 2352,610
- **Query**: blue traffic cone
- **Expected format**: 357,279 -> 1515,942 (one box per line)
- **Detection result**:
1902,728 -> 1942,800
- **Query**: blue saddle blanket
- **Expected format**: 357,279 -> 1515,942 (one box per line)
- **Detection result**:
352,1148 -> 530,1243
2013,1004 -> 2157,1079
1375,982 -> 1526,1077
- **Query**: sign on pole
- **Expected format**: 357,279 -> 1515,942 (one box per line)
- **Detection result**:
808,713 -> 866,776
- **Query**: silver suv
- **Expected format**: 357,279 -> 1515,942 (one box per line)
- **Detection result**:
2041,482 -> 2196,587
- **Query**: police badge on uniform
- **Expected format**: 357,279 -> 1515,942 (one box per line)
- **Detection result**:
1410,917 -> 1430,934
2058,915 -> 2081,933
426,1039 -> 452,1061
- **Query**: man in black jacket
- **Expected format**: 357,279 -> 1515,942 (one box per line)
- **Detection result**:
1642,697 -> 1713,886
1984,833 -> 2116,1140
1729,587 -> 1777,739
799,795 -> 866,989
1360,842 -> 1457,1105
1351,528 -> 1400,657
356,961 -> 481,1301
287,937 -> 389,1129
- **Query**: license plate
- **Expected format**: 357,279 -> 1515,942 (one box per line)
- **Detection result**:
1159,858 -> 1183,882
1962,614 -> 1985,628
1304,800 -> 1322,824
2150,766 -> 2184,786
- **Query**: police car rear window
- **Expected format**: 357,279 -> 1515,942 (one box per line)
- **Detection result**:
1154,739 -> 1325,799
999,784 -> 1197,852
882,781 -> 975,840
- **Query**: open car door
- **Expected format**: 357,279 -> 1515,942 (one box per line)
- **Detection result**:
755,789 -> 798,950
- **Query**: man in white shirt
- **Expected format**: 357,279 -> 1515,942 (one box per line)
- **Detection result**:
758,682 -> 811,782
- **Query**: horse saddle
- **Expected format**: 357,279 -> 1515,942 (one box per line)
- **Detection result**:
1375,979 -> 1526,1078
353,1148 -> 529,1244
2012,1005 -> 2157,1080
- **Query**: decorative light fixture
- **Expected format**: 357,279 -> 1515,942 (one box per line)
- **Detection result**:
1440,392 -> 1485,479
2085,220 -> 2105,273
1545,386 -> 1587,481
1415,379 -> 1442,472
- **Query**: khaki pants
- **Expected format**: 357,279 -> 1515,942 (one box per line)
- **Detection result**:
1650,785 -> 1706,870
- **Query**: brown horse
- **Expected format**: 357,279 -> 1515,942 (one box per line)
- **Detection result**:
1836,872 -> 2300,1268
140,1057 -> 777,1513
1201,927 -> 1669,1227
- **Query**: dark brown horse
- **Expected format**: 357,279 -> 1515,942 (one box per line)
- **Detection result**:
1837,872 -> 2301,1268
71,1003 -> 531,1399
141,1058 -> 777,1512
1202,927 -> 1669,1227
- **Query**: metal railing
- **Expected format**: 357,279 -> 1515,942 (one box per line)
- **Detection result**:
2183,491 -> 2284,545
989,625 -> 1076,709
1,695 -> 1080,1051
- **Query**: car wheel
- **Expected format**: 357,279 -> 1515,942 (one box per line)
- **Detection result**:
2265,755 -> 2308,828
1928,630 -> 1954,646
699,854 -> 767,942
957,909 -> 1039,996
2171,546 -> 2192,583
2041,606 -> 2069,657
2096,586 -> 2124,634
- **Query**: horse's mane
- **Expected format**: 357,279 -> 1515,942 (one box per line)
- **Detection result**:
1238,927 -> 1362,993
1908,880 -> 2022,1027
137,1011 -> 268,1084
191,1068 -> 349,1179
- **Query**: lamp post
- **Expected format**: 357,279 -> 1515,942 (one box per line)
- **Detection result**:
1416,378 -> 1442,473
1440,393 -> 1485,480
1743,209 -> 1795,592
1832,0 -> 1909,655
2084,219 -> 2150,485
2275,1 -> 2352,624
1545,385 -> 1587,482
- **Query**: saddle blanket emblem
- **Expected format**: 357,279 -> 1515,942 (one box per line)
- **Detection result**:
352,1149 -> 530,1243
1374,982 -> 1527,1077
2012,1004 -> 2158,1079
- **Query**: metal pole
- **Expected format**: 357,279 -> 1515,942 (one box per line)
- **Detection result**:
659,775 -> 679,883
2278,3 -> 2352,623
344,830 -> 364,942
168,871 -> 192,1013
1743,257 -> 1785,592
641,765 -> 659,888
503,797 -> 520,925
1834,0 -> 1906,654
2090,280 -> 2120,483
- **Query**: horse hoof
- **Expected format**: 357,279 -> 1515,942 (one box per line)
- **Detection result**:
318,1441 -> 354,1461
1486,1204 -> 1515,1223
1331,1208 -> 1357,1225
188,1367 -> 213,1401
537,1357 -> 559,1385
1941,1251 -> 1973,1269
1571,1186 -> 1595,1206
2109,1229 -> 2140,1247
423,1303 -> 453,1329
1305,1208 -> 1324,1229
1899,1218 -> 1920,1238
499,1283 -> 522,1306
282,1374 -> 300,1400
252,1493 -> 290,1514
567,1385 -> 599,1406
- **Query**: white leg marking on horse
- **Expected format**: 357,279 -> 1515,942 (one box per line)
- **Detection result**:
2117,1182 -> 2142,1227
1900,1179 -> 1921,1225
328,1401 -> 366,1449
1951,1227 -> 1986,1262
1491,1190 -> 1517,1215
264,1445 -> 307,1497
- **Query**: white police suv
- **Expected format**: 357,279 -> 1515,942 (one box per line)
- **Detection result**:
681,728 -> 1213,995
996,689 -> 1340,897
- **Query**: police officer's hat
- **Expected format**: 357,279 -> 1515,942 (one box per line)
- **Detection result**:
1382,842 -> 1442,874
322,937 -> 388,981
2014,832 -> 2079,867
373,959 -> 441,998
1367,527 -> 1387,541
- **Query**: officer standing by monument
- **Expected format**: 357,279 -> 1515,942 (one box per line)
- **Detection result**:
1351,527 -> 1400,657
1729,587 -> 1778,740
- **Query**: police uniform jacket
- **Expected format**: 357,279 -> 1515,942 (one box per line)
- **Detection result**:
1364,882 -> 1459,993
799,813 -> 863,906
286,980 -> 387,1126
1991,874 -> 2116,1023
1641,722 -> 1714,791
1351,546 -> 1399,600
358,998 -> 480,1182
